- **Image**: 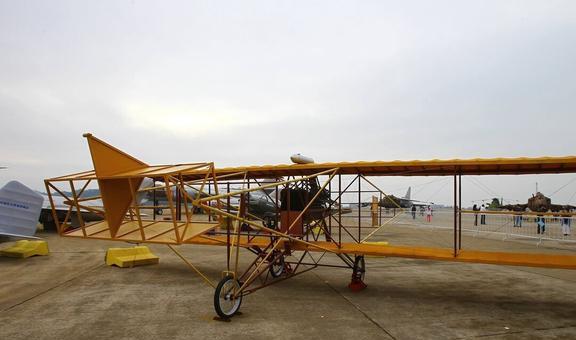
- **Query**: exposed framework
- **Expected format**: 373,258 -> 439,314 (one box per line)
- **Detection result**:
44,134 -> 576,319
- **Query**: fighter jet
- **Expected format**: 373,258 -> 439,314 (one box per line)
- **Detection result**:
501,192 -> 576,212
378,187 -> 432,209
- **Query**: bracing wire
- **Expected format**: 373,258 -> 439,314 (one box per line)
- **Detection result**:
424,178 -> 451,202
567,190 -> 576,205
466,177 -> 496,198
469,177 -> 499,198
549,177 -> 576,197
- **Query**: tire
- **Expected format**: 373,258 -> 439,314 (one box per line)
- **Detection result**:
353,256 -> 365,281
214,276 -> 243,319
269,253 -> 285,278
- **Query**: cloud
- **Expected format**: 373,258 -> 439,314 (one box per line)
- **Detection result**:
0,0 -> 575,206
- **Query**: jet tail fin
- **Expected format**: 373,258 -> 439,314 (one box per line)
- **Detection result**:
403,187 -> 411,200
0,181 -> 44,239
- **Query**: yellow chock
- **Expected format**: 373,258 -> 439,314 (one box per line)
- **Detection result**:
0,240 -> 49,258
105,246 -> 159,268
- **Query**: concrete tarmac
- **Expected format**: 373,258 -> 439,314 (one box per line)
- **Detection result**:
1,228 -> 576,340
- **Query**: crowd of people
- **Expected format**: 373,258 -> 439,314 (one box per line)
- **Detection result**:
405,203 -> 572,237
411,205 -> 433,222
470,204 -> 572,237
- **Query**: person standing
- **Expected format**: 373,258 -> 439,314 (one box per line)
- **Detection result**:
411,205 -> 417,219
472,204 -> 479,226
480,204 -> 486,225
513,211 -> 523,228
561,210 -> 571,236
426,205 -> 432,223
537,215 -> 546,234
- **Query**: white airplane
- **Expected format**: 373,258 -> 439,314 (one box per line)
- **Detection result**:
0,181 -> 44,239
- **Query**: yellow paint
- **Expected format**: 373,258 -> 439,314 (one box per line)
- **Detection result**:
84,134 -> 147,236
363,241 -> 389,246
0,240 -> 49,258
44,134 -> 576,271
371,196 -> 379,226
105,246 -> 159,268
363,241 -> 389,258
312,226 -> 324,235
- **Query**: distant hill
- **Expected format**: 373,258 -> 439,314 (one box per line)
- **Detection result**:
41,189 -> 101,198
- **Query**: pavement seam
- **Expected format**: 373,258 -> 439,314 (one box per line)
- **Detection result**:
1,263 -> 105,313
314,272 -> 397,340
468,324 -> 576,339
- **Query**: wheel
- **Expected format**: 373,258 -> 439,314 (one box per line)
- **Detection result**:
214,276 -> 243,319
353,256 -> 365,281
263,215 -> 277,229
269,253 -> 285,278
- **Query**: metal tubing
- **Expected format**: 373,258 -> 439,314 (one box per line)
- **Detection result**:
339,174 -> 342,246
227,182 -> 230,272
459,173 -> 462,250
69,181 -> 87,237
453,174 -> 457,257
44,181 -> 63,235
167,244 -> 215,288
358,175 -> 361,242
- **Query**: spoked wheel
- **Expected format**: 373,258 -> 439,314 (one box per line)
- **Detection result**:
214,276 -> 243,319
269,252 -> 285,278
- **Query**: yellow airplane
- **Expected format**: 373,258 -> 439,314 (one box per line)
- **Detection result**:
44,133 -> 576,319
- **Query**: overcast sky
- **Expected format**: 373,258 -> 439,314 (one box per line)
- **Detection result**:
1,0 -> 575,206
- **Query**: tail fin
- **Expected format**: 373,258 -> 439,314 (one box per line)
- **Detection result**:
0,181 -> 44,238
403,187 -> 411,200
84,133 -> 148,237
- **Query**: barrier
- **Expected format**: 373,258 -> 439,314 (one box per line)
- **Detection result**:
391,209 -> 575,246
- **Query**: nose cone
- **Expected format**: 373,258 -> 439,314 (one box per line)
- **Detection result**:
290,154 -> 314,164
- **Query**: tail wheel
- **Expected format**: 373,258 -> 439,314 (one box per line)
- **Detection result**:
214,276 -> 243,319
269,252 -> 285,278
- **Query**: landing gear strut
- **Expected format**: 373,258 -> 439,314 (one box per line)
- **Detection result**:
348,255 -> 367,292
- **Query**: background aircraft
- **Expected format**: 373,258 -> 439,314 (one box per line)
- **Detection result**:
0,181 -> 44,239
39,178 -> 155,230
501,192 -> 576,212
378,187 -> 432,209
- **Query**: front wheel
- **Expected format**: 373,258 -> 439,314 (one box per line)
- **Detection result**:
214,276 -> 243,319
269,253 -> 285,278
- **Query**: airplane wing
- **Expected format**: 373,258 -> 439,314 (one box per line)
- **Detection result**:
549,204 -> 576,212
500,204 -> 528,211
